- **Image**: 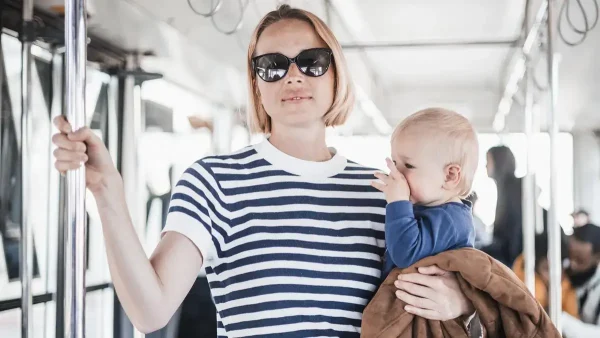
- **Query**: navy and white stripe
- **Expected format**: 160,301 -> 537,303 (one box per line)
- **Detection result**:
163,140 -> 386,337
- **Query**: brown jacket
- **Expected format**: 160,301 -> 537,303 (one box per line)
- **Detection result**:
361,248 -> 560,338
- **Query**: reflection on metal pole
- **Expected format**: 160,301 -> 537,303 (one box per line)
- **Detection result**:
546,0 -> 562,331
53,51 -> 66,338
64,0 -> 87,337
522,61 -> 536,295
20,0 -> 34,336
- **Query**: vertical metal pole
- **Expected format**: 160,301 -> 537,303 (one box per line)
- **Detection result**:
522,61 -> 536,295
532,103 -> 545,235
20,0 -> 34,336
64,0 -> 87,337
107,76 -> 120,166
53,51 -> 66,338
48,50 -> 65,338
120,54 -> 146,338
546,0 -> 562,331
121,55 -> 146,240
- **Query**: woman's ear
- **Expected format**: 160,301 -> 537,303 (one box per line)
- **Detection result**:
443,164 -> 462,190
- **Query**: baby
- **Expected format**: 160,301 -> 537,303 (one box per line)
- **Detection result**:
372,107 -> 479,278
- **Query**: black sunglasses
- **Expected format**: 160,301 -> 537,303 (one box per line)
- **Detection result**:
252,48 -> 333,82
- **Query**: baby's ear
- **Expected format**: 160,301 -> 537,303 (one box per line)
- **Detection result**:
443,164 -> 462,190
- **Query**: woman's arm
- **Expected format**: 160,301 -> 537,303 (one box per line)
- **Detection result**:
53,117 -> 204,333
96,180 -> 203,333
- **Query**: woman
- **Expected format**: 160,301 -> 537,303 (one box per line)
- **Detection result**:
53,5 -> 475,336
480,145 -> 524,267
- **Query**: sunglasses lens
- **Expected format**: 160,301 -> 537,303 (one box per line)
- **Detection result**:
254,54 -> 289,82
296,49 -> 331,77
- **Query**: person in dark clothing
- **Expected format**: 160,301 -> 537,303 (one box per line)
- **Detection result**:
562,223 -> 600,337
480,146 -> 524,267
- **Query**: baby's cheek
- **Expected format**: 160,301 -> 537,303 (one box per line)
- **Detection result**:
411,178 -> 436,200
407,182 -> 424,200
403,175 -> 417,192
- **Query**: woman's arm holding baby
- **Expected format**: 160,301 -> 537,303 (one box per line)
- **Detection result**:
395,266 -> 478,333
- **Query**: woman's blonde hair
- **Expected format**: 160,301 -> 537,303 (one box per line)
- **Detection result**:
246,4 -> 355,134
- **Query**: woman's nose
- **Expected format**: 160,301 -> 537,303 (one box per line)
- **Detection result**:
285,63 -> 304,84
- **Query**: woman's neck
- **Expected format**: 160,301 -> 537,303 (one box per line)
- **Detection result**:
269,124 -> 331,162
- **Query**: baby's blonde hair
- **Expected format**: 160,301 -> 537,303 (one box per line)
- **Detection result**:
392,108 -> 479,198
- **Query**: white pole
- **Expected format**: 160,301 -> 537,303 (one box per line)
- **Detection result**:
20,0 -> 35,335
64,0 -> 88,336
546,0 -> 562,331
522,61 -> 536,295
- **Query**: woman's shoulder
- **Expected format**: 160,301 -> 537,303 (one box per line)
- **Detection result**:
175,145 -> 263,182
202,144 -> 259,163
192,145 -> 266,172
343,159 -> 381,173
175,145 -> 267,192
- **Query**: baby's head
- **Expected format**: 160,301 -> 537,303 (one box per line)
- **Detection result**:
391,108 -> 479,206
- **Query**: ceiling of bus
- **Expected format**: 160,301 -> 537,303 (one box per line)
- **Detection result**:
34,0 -> 600,134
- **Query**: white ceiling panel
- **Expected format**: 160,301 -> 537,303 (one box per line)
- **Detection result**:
352,45 -> 511,88
335,0 -> 526,43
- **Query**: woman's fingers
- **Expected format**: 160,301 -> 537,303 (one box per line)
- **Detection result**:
67,126 -> 96,143
397,272 -> 439,287
398,270 -> 472,320
53,115 -> 72,134
416,265 -> 449,276
52,133 -> 86,152
395,290 -> 436,311
53,148 -> 88,163
404,305 -> 441,320
54,116 -> 101,147
55,160 -> 83,173
395,280 -> 433,299
52,125 -> 88,175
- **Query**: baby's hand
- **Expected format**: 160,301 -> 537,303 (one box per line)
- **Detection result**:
372,158 -> 410,203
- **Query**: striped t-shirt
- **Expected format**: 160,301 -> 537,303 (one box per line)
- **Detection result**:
163,139 -> 386,337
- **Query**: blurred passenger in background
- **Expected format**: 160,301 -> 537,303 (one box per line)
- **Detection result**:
479,146 -> 523,267
572,209 -> 591,228
562,223 -> 600,337
512,230 -> 579,318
